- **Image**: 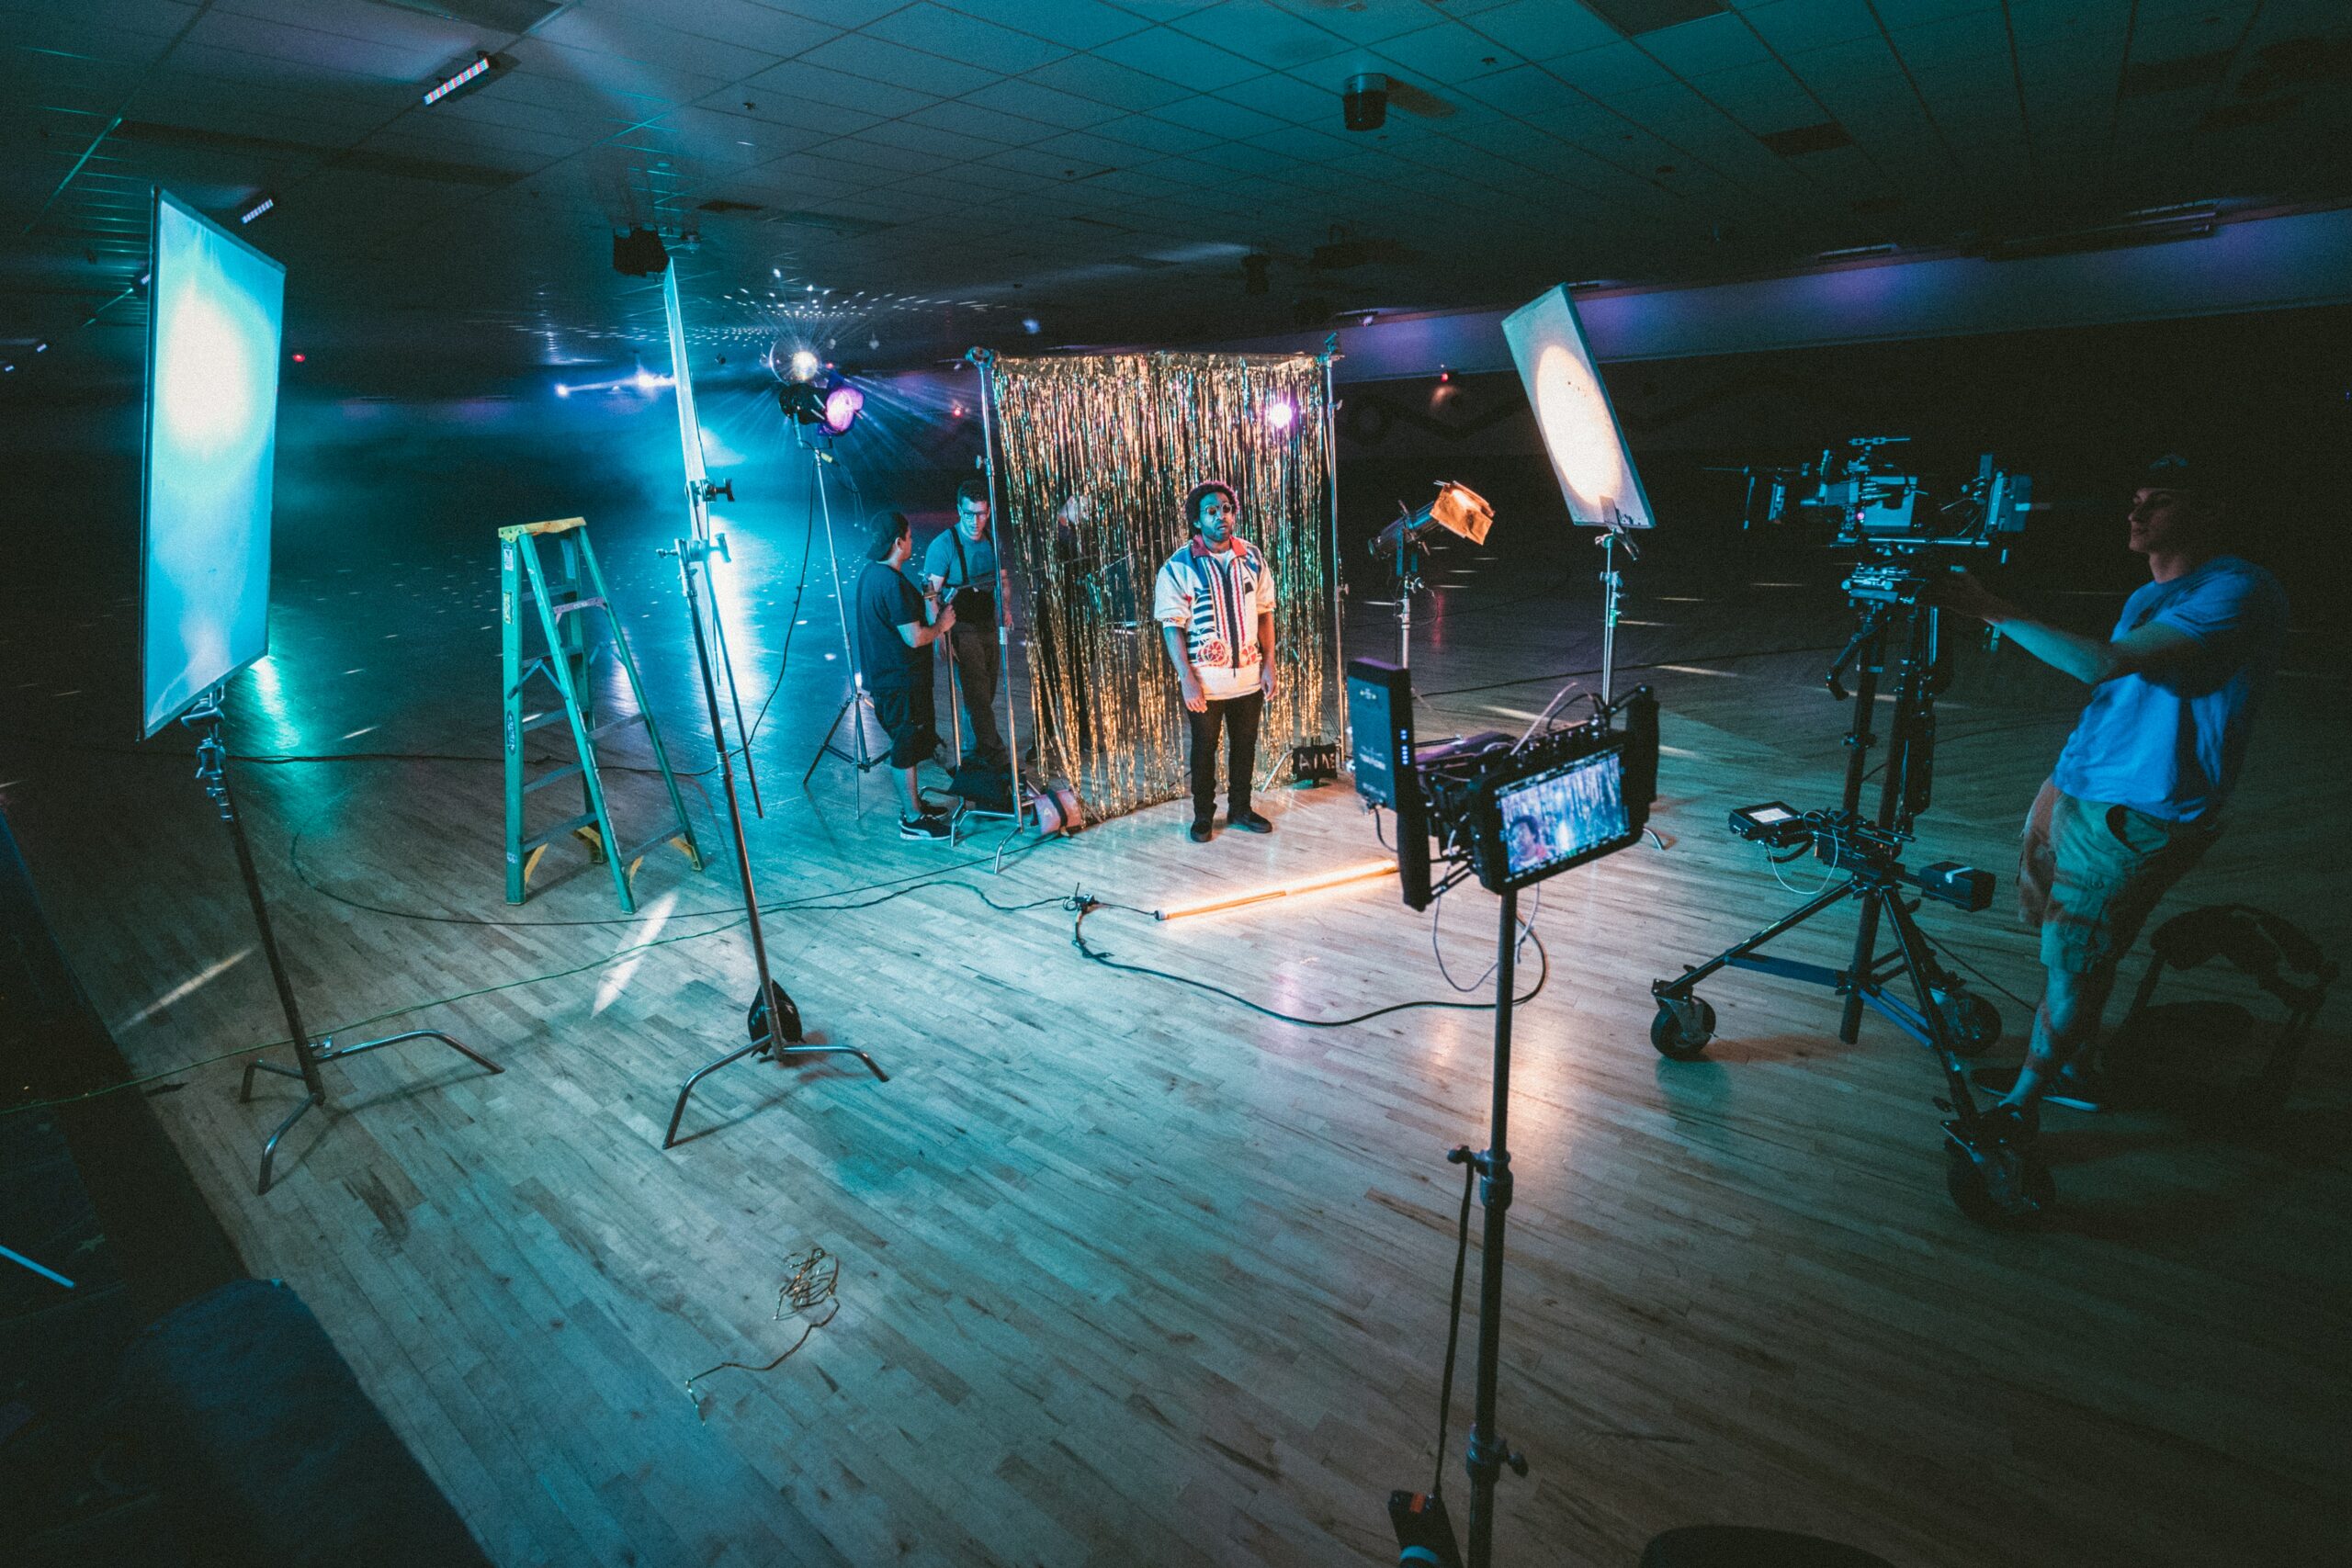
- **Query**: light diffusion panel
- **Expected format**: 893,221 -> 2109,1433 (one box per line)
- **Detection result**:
1501,285 -> 1655,531
140,187 -> 287,738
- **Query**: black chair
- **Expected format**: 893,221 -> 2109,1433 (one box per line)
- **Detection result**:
2109,904 -> 2335,1115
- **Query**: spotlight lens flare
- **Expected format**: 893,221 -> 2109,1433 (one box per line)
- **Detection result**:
788,349 -> 820,381
1265,399 -> 1295,432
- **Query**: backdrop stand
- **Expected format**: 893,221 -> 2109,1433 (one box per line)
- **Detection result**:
186,691 -> 499,1195
1320,338 -> 1347,753
664,535 -> 887,1149
960,347 -> 1035,870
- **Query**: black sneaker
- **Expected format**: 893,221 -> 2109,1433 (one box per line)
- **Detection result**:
1227,807 -> 1272,833
900,812 -> 951,841
1188,818 -> 1214,843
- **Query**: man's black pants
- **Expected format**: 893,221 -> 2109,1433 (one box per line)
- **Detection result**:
1186,689 -> 1262,823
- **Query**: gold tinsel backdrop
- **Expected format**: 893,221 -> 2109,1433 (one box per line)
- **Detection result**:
983,351 -> 1338,821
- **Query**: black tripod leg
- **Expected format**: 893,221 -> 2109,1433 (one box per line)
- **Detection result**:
1875,893 -> 1979,1115
1840,891 -> 1883,1043
802,697 -> 851,789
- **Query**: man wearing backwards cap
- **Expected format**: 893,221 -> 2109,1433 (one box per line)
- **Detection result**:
1939,455 -> 2289,1175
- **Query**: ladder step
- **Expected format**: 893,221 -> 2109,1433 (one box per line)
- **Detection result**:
520,709 -> 572,734
548,597 -> 608,618
523,763 -> 583,795
587,714 -> 646,741
620,832 -> 694,867
520,811 -> 598,852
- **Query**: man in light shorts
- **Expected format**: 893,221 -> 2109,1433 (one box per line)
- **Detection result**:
1940,455 -> 2288,1139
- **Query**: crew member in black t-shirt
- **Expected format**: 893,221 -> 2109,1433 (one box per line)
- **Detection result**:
854,511 -> 956,840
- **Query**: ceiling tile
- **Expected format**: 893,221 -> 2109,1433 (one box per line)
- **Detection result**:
1023,51 -> 1197,111
1094,26 -> 1262,92
1545,41 -> 1678,95
1088,112 -> 1227,155
794,32 -> 1001,100
1367,21 -> 1528,83
1218,71 -> 1341,126
963,76 -> 1126,129
738,57 -> 938,118
1638,12 -> 1776,77
1167,2 -> 1354,69
931,0 -> 1149,51
1887,13 -> 2014,72
862,4 -> 1073,74
1455,0 -> 1623,63
1265,0 -> 1443,47
1738,0 -> 1883,55
901,98 -> 1059,147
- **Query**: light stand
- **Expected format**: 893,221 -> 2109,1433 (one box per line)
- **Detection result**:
799,433 -> 888,806
1370,482 -> 1496,671
185,690 -> 498,1194
662,267 -> 763,816
1593,520 -> 1638,705
662,534 -> 886,1149
1456,886 -> 1531,1568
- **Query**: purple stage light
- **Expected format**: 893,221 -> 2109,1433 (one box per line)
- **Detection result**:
1265,399 -> 1296,432
822,383 -> 864,434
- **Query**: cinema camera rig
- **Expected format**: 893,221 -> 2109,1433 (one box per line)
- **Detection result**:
1654,442 -> 2053,1228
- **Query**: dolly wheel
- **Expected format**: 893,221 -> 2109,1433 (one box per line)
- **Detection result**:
1650,997 -> 1715,1060
1939,988 -> 2004,1058
1943,1142 -> 2054,1228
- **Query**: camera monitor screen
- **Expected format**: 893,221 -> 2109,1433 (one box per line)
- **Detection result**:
1501,285 -> 1655,532
140,186 -> 287,738
1495,746 -> 1631,886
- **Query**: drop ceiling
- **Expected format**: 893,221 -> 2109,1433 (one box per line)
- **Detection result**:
2,0 -> 2345,377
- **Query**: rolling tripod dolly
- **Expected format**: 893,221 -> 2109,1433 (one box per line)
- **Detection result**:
1646,560 -> 2047,1224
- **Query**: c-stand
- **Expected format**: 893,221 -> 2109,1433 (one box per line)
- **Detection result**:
662,533 -> 887,1149
182,691 -> 500,1194
1645,563 -> 2048,1224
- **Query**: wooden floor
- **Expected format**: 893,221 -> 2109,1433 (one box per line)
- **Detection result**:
2,513 -> 2346,1568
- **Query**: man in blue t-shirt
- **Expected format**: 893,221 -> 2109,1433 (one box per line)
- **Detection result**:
1941,455 -> 2288,1134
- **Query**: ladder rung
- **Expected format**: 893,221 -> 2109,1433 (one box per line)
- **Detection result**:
619,832 -> 687,865
523,763 -> 583,795
548,597 -> 607,618
520,812 -> 598,852
587,714 -> 647,741
520,709 -> 573,734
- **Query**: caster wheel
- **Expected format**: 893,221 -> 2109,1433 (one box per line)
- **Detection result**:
1650,997 -> 1715,1061
747,987 -> 805,1053
1943,1142 -> 2053,1228
1938,988 -> 2003,1058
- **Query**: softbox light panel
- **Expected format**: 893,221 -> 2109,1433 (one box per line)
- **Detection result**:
1501,285 -> 1655,531
139,186 -> 287,738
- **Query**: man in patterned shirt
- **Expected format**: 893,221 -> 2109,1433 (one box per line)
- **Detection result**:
1154,479 -> 1279,843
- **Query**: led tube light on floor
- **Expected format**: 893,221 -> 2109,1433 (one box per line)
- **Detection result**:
1154,860 -> 1398,921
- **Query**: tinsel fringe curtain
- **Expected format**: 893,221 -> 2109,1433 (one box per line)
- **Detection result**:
984,352 -> 1337,820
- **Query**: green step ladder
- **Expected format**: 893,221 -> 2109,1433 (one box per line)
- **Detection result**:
501,516 -> 703,910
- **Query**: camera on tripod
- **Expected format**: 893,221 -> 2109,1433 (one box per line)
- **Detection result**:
1347,658 -> 1659,909
1733,438 -> 2034,558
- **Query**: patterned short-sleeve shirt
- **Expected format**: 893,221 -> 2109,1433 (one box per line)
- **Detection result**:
1154,536 -> 1270,701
